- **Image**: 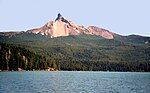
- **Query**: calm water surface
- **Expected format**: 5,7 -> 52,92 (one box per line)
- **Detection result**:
0,71 -> 150,93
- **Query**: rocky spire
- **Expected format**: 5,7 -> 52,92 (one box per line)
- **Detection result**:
55,13 -> 62,21
55,13 -> 69,23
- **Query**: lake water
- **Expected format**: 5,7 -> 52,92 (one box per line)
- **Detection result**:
0,71 -> 150,93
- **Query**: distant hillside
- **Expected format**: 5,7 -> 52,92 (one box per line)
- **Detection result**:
0,33 -> 150,71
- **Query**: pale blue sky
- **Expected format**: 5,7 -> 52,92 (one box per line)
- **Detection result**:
0,0 -> 150,36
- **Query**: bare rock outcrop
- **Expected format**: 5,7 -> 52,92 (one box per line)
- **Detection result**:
27,14 -> 114,39
87,26 -> 114,39
27,13 -> 86,38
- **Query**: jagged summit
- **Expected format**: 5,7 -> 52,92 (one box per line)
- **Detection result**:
55,13 -> 70,24
27,14 -> 114,39
55,13 -> 63,21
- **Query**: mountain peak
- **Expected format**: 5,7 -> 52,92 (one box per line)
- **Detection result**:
55,13 -> 63,21
27,14 -> 115,39
55,13 -> 70,24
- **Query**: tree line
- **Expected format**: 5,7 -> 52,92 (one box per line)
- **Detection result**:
0,43 -> 150,71
0,43 -> 59,71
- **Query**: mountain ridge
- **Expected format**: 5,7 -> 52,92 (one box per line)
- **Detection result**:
0,13 -> 149,40
27,13 -> 114,39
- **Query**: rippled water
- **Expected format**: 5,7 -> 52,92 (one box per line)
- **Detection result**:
0,71 -> 150,93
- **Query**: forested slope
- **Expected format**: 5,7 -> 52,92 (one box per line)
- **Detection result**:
0,33 -> 150,71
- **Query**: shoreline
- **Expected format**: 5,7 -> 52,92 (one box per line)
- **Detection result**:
0,70 -> 149,73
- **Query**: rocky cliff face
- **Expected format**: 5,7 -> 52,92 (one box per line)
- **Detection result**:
27,13 -> 114,39
87,26 -> 114,39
